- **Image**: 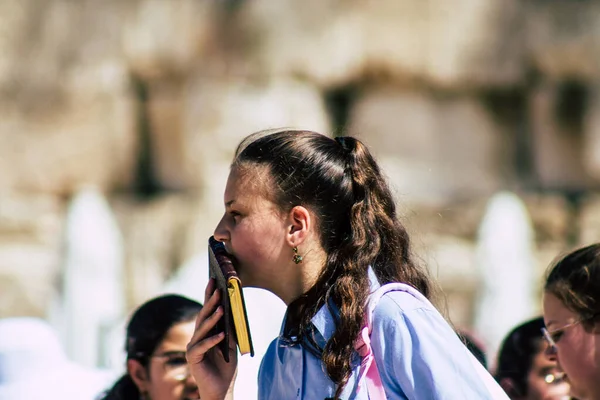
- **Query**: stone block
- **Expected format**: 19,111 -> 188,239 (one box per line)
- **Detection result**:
579,194 -> 600,245
0,0 -> 138,194
121,0 -> 217,80
529,81 -> 593,190
526,0 -> 600,81
348,89 -> 505,204
0,192 -> 64,317
146,77 -> 330,208
230,0 -> 524,88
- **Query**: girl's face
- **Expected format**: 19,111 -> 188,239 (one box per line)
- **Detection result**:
543,292 -> 600,400
133,320 -> 200,400
213,166 -> 291,292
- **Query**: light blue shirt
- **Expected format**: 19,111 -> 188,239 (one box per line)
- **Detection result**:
258,269 -> 506,399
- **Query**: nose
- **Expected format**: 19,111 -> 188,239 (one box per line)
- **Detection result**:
213,214 -> 229,242
174,365 -> 191,382
545,343 -> 557,359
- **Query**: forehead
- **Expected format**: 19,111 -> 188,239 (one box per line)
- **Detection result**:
543,292 -> 577,327
156,321 -> 196,351
225,165 -> 276,203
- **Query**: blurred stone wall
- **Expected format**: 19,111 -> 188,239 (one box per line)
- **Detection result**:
1,0 -> 599,336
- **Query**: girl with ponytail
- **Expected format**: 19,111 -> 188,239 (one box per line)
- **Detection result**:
187,129 -> 507,399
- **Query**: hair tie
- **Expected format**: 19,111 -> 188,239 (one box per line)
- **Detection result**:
335,136 -> 353,154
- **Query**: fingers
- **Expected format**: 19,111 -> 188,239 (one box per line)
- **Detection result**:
187,328 -> 226,364
195,284 -> 221,331
187,279 -> 231,364
204,278 -> 216,305
188,288 -> 225,358
197,280 -> 220,330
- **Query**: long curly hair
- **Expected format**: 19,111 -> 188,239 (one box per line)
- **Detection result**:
233,129 -> 435,397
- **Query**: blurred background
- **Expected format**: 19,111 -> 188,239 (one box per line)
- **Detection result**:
1,0 -> 599,393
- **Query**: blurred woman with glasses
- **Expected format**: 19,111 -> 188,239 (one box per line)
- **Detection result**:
542,243 -> 600,400
495,317 -> 571,400
100,294 -> 203,400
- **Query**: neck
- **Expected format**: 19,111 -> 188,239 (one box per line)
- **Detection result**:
275,245 -> 326,306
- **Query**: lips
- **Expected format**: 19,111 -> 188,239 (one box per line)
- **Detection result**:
183,389 -> 200,400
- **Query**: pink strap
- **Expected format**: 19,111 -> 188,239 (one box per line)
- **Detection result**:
354,325 -> 387,399
354,283 -> 423,399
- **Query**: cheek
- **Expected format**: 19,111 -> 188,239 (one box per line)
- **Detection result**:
527,374 -> 547,399
556,341 -> 595,383
147,366 -> 181,400
239,219 -> 284,256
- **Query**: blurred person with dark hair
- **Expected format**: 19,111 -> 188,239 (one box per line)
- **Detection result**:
459,329 -> 488,369
0,317 -> 115,400
100,294 -> 203,400
496,317 -> 570,400
542,244 -> 600,400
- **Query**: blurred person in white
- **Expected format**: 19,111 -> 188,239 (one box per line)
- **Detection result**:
99,294 -> 203,400
495,317 -> 571,400
0,316 -> 114,400
542,244 -> 600,400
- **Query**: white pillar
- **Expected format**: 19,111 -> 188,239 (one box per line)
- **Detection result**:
60,187 -> 125,368
473,191 -> 537,367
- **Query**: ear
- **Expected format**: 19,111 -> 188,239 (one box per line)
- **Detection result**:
499,377 -> 522,399
127,359 -> 150,393
286,205 -> 311,247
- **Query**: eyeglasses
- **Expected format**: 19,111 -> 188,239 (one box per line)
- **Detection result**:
541,319 -> 584,350
150,351 -> 190,381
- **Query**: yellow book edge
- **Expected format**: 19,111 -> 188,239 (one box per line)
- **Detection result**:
227,278 -> 253,355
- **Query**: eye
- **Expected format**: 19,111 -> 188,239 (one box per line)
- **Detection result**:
550,330 -> 564,343
229,210 -> 241,222
164,355 -> 187,367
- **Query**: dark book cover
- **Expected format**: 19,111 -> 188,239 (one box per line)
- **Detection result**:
208,236 -> 254,362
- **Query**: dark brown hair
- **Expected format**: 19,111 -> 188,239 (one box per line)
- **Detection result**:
495,317 -> 546,397
233,129 -> 434,397
545,243 -> 600,330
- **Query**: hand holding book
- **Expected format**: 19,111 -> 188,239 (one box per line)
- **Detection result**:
186,278 -> 238,400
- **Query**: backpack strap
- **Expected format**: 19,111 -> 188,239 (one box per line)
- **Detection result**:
354,283 -> 423,399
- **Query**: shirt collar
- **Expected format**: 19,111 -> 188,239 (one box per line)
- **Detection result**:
310,266 -> 381,342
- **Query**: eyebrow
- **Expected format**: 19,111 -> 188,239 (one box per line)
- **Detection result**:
156,350 -> 186,357
225,200 -> 235,208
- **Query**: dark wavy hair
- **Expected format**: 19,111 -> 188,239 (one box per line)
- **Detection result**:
544,243 -> 600,331
495,317 -> 545,397
233,129 -> 435,398
100,294 -> 202,400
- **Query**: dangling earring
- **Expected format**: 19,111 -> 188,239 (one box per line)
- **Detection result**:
293,247 -> 303,264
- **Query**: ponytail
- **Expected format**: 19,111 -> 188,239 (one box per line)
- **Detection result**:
323,136 -> 432,397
